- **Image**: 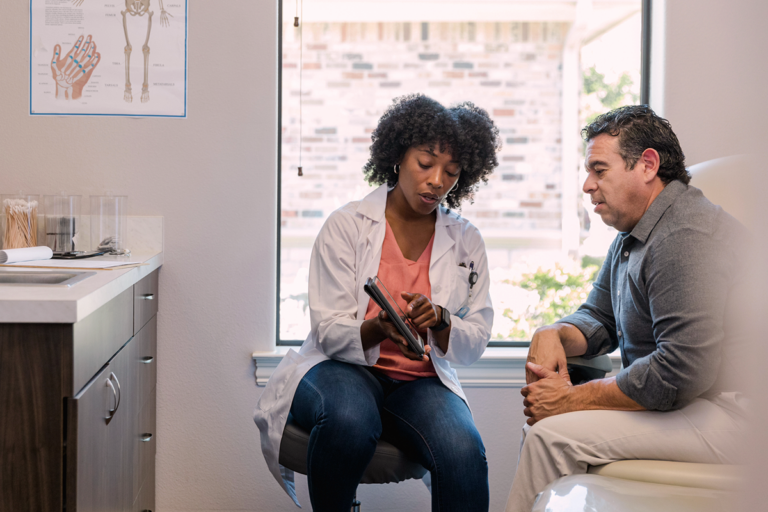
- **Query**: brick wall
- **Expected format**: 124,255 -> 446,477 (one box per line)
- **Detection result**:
281,21 -> 569,236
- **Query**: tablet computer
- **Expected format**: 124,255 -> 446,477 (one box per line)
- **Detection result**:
364,276 -> 425,358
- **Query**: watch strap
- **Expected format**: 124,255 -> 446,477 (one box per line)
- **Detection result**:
432,305 -> 450,332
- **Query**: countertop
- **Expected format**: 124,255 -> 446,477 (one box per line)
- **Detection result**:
0,251 -> 163,324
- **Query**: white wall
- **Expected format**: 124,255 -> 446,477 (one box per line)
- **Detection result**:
657,0 -> 768,165
1,0 -> 766,511
658,2 -> 768,510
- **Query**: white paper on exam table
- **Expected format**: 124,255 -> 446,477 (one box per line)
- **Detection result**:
0,259 -> 143,269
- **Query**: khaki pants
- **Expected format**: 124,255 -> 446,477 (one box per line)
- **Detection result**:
504,394 -> 746,512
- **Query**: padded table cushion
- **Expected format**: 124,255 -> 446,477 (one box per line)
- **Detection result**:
533,474 -> 733,512
279,417 -> 427,484
587,460 -> 743,491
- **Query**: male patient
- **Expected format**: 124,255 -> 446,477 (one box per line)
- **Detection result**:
505,105 -> 748,512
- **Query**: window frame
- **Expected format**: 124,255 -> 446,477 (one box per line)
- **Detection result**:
275,0 -> 653,347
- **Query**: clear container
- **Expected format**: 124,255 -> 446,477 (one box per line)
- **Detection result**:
90,195 -> 128,254
1,194 -> 41,249
44,195 -> 82,253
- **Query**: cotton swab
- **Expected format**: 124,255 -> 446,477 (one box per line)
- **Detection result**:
3,199 -> 39,249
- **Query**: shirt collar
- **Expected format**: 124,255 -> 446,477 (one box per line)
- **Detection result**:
356,183 -> 461,226
630,180 -> 688,243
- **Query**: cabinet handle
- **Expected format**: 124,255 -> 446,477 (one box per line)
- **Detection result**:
106,378 -> 118,419
140,294 -> 155,300
107,372 -> 121,416
140,433 -> 154,442
141,356 -> 155,364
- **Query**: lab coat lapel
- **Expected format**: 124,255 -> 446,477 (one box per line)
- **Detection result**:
430,206 -> 457,305
356,185 -> 388,316
431,207 -> 456,264
357,184 -> 387,259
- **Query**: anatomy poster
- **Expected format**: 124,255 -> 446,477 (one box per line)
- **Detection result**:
30,0 -> 187,117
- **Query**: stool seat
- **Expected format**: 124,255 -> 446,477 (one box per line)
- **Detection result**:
279,416 -> 427,484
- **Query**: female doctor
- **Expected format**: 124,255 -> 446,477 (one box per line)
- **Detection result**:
254,95 -> 501,511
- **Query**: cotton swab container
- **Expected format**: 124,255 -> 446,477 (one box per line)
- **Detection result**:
1,195 -> 41,250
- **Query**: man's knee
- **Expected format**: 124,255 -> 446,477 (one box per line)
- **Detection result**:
523,414 -> 579,458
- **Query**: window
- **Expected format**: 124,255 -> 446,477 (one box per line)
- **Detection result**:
278,0 -> 648,346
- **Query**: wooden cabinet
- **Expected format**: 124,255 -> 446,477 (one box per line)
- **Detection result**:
0,269 -> 159,512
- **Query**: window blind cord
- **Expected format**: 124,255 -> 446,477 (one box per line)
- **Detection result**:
296,0 -> 303,177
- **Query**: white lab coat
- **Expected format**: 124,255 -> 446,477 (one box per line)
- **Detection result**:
253,184 -> 494,506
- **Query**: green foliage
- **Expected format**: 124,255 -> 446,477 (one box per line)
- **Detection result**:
583,66 -> 639,125
496,256 -> 602,340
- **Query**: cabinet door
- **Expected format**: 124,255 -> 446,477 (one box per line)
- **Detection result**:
106,337 -> 139,512
134,271 -> 159,335
132,317 -> 157,501
69,336 -> 138,512
136,316 -> 157,415
67,365 -> 110,512
135,389 -> 156,512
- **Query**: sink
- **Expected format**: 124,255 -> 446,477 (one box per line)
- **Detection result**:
0,270 -> 96,287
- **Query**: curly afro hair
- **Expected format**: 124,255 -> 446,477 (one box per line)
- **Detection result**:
362,94 -> 501,209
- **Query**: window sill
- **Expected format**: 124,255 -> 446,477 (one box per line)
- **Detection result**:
252,347 -> 622,388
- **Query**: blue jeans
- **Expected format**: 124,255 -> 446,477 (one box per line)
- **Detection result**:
290,359 -> 489,512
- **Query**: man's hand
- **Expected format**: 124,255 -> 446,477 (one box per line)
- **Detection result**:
526,326 -> 571,384
522,363 -> 645,426
377,310 -> 431,362
521,362 -> 574,426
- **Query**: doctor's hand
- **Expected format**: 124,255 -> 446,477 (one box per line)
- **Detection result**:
401,292 -> 440,330
521,363 -> 574,425
376,310 -> 431,362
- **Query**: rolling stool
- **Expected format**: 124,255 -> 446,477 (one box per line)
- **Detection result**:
279,415 -> 427,512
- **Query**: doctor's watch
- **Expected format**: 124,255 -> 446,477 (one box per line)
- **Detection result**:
432,305 -> 451,332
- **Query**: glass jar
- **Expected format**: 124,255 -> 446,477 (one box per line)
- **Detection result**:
90,195 -> 128,254
44,195 -> 82,253
1,194 -> 41,249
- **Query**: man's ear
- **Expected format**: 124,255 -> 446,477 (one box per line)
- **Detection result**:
639,148 -> 661,183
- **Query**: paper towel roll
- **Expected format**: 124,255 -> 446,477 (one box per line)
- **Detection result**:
0,246 -> 54,264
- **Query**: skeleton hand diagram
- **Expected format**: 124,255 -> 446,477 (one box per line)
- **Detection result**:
121,0 -> 171,103
50,35 -> 101,100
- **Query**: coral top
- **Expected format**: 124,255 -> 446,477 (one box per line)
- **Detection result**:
366,221 -> 438,381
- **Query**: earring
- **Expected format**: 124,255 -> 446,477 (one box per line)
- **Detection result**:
394,164 -> 399,174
